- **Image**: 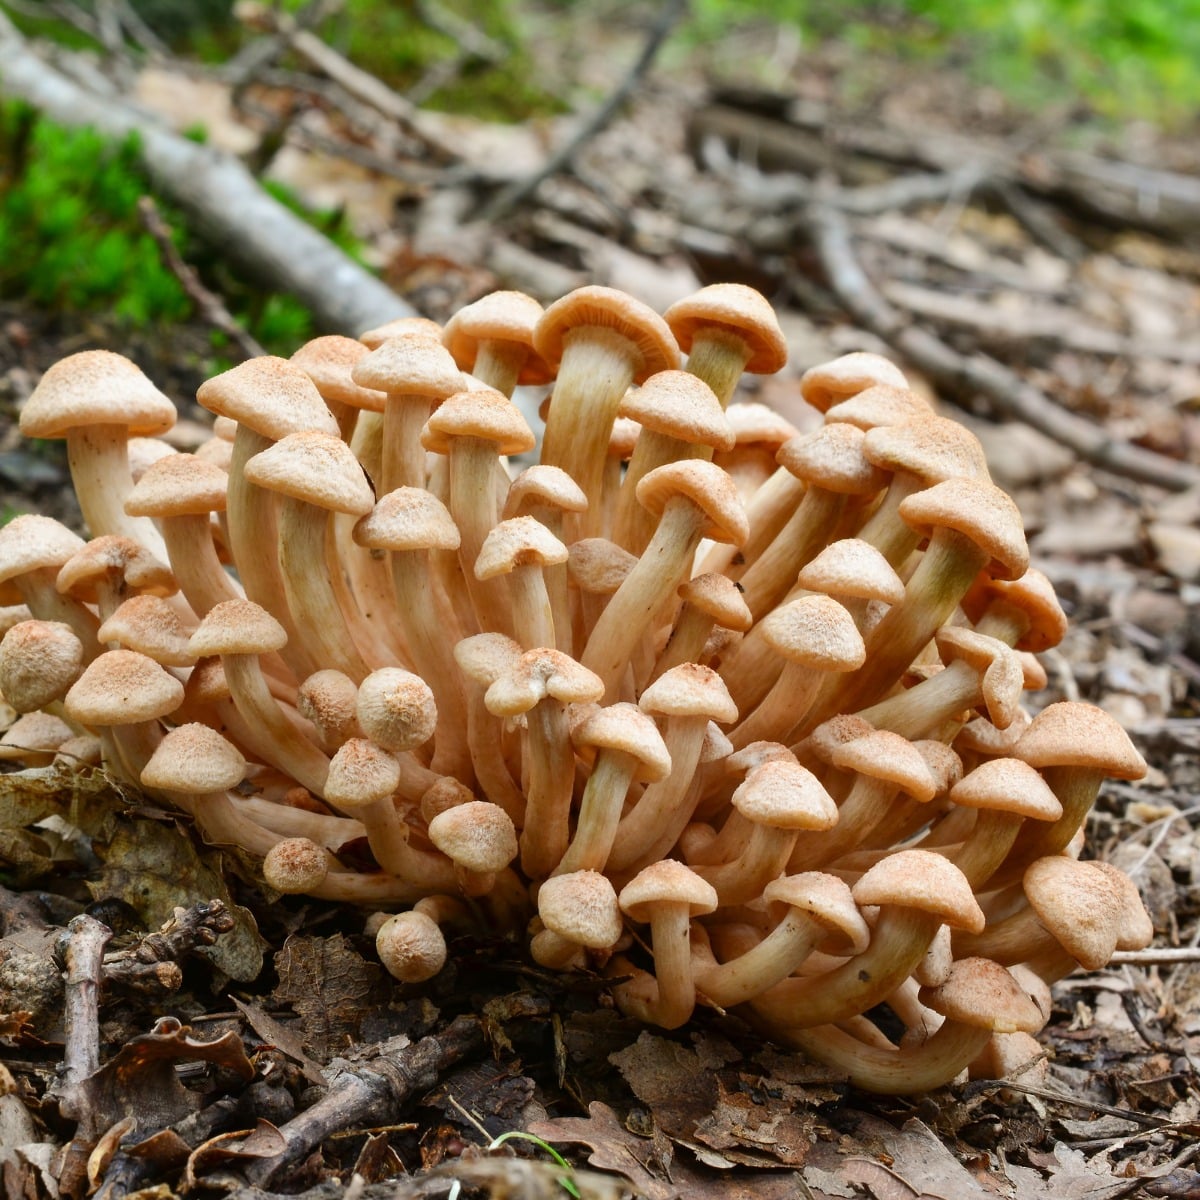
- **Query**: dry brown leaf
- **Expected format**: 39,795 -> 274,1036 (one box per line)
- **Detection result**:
608,1031 -> 724,1139
231,996 -> 328,1087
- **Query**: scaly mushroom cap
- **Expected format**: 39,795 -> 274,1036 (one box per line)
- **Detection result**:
325,738 -> 402,809
799,352 -> 908,412
264,837 -> 330,893
853,850 -> 986,933
56,536 -> 177,602
358,316 -> 444,349
619,858 -> 719,923
950,758 -> 1063,821
428,801 -> 519,872
485,648 -> 604,717
197,356 -> 339,438
934,625 -> 1024,729
351,332 -> 465,402
1013,702 -> 1147,780
98,595 -> 196,667
677,573 -> 753,633
376,911 -> 447,983
919,958 -> 1046,1034
831,730 -> 938,802
1021,856 -> 1128,970
760,595 -> 867,672
573,702 -> 672,782
635,460 -> 748,545
141,722 -> 247,793
0,711 -> 76,761
503,465 -> 588,521
639,662 -> 738,726
863,415 -> 990,483
762,872 -> 871,955
475,517 -> 568,580
124,453 -> 229,517
356,669 -> 438,754
568,539 -> 637,597
421,388 -> 536,457
20,350 -> 177,438
732,759 -> 839,830
297,670 -> 360,747
961,568 -> 1068,652
0,515 -> 87,592
724,403 -> 799,455
64,649 -> 184,725
243,431 -> 376,516
354,488 -> 461,553
453,632 -> 525,688
777,423 -> 889,495
188,600 -> 288,658
664,283 -> 788,375
618,371 -> 735,451
0,620 -> 84,711
441,290 -> 554,385
538,870 -> 623,948
824,384 -> 933,429
795,539 -> 905,605
291,335 -> 387,410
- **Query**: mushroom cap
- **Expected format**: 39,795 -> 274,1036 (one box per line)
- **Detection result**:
618,371 -> 734,451
64,649 -> 184,725
474,516 -> 568,580
919,958 -> 1046,1034
441,290 -> 554,385
950,758 -> 1063,821
1088,862 -> 1154,951
760,595 -> 867,672
899,476 -> 1030,581
863,415 -> 990,483
485,648 -> 605,716
376,910 -> 447,983
0,711 -> 76,761
762,872 -> 870,956
141,722 -> 246,792
639,662 -> 738,725
533,285 -> 680,381
913,740 -> 964,797
677,572 -> 753,632
538,870 -> 623,948
723,402 -> 799,452
263,837 -> 330,893
635,460 -> 748,546
297,669 -> 360,746
1013,702 -> 1147,780
428,800 -> 519,872
824,383 -> 933,430
664,283 -> 788,374
420,388 -> 536,456
777,423 -> 889,495
731,759 -> 839,830
98,595 -> 197,667
243,431 -> 376,516
124,453 -> 229,517
830,730 -> 938,802
961,568 -> 1068,653
354,487 -> 461,553
197,356 -> 339,439
453,632 -> 525,687
852,850 -> 986,933
1022,856 -> 1128,969
20,350 -> 177,438
188,599 -> 288,658
0,620 -> 84,712
291,335 -> 387,410
504,465 -> 588,520
358,316 -> 444,349
619,858 -> 719,922
800,714 -> 876,766
799,352 -> 908,413
573,702 -> 672,782
934,625 -> 1024,729
700,720 -> 734,764
954,707 -> 1031,758
56,536 -> 177,602
356,669 -> 438,754
325,738 -> 402,809
795,539 -> 905,605
0,515 -> 87,590
351,332 -> 465,402
567,538 -> 637,596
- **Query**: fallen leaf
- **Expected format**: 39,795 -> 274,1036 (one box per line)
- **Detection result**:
231,996 -> 327,1086
609,1031 -> 719,1139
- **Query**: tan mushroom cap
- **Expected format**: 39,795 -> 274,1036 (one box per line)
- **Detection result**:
567,539 -> 637,596
635,460 -> 749,545
453,632 -> 525,687
243,431 -> 375,516
639,662 -> 738,726
441,290 -> 554,385
0,711 -> 75,760
1022,856 -> 1127,970
428,801 -> 519,872
852,849 -> 986,934
950,758 -> 1063,821
799,352 -> 908,413
935,625 -> 1024,729
961,568 -> 1068,653
125,453 -> 229,517
677,573 -> 753,633
863,415 -> 990,483
126,437 -> 177,483
533,285 -> 680,381
141,722 -> 247,793
700,720 -> 734,764
762,872 -> 870,956
474,516 -> 568,580
485,648 -> 605,717
98,595 -> 197,667
1088,862 -> 1154,951
724,402 -> 799,451
350,332 -> 465,404
760,595 -> 867,672
420,388 -> 536,456
376,910 -> 447,983
356,669 -> 438,754
503,465 -> 588,520
325,738 -> 402,810
263,837 -> 330,893
0,620 -> 83,712
831,730 -> 938,802
795,539 -> 906,605
56,536 -> 177,602
914,739 -> 964,796
188,599 -> 288,658
354,487 -> 461,554
291,335 -> 387,410
618,371 -> 735,451
824,384 -> 933,430
800,714 -> 876,766
358,315 -> 444,349
20,350 -> 177,438
1013,701 -> 1147,780
538,870 -> 623,948
954,707 -> 1031,758
0,515 -> 88,593
64,649 -> 184,725
619,858 -> 719,922
664,283 -> 787,373
776,423 -> 889,495
732,759 -> 839,830
899,476 -> 1030,581
197,356 -> 339,439
574,702 -> 672,782
608,415 -> 641,460
919,958 -> 1046,1034
183,656 -> 231,707
298,669 -> 360,746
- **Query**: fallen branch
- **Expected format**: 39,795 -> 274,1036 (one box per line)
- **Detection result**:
805,194 -> 1200,493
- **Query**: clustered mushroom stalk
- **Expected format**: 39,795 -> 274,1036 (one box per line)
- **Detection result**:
0,284 -> 1153,1096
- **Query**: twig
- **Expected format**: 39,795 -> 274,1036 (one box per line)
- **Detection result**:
222,0 -> 342,87
479,0 -> 689,223
804,192 -> 1200,493
55,913 -> 111,1092
1109,947 -> 1200,966
136,196 -> 266,359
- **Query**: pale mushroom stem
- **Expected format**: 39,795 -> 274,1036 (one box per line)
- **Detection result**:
161,514 -> 244,616
507,565 -> 558,651
472,340 -> 529,397
519,699 -> 576,878
448,439 -> 512,638
694,913 -> 825,1008
613,906 -> 699,1029
693,825 -> 798,906
683,329 -> 753,409
381,394 -> 435,495
234,794 -> 365,848
553,749 -> 639,876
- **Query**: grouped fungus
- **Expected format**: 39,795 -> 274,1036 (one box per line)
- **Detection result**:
0,283 -> 1152,1094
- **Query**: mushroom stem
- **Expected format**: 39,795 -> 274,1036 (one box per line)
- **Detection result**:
519,699 -> 577,879
67,425 -> 168,556
554,748 -> 640,876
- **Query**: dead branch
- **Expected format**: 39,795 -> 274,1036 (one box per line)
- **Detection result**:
805,194 -> 1200,493
55,914 -> 110,1092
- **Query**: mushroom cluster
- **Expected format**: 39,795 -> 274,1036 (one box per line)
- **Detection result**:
0,284 -> 1152,1093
